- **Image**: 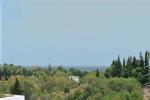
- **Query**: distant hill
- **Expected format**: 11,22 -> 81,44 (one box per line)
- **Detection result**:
63,66 -> 108,72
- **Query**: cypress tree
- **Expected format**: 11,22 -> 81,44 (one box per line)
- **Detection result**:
144,51 -> 149,78
110,55 -> 123,77
117,55 -> 121,65
126,56 -> 133,77
96,68 -> 99,77
126,56 -> 133,68
110,60 -> 117,77
48,64 -> 52,75
132,56 -> 138,68
140,52 -> 144,67
111,60 -> 116,66
10,78 -> 23,95
145,51 -> 149,66
123,58 -> 126,68
117,55 -> 122,77
104,69 -> 110,78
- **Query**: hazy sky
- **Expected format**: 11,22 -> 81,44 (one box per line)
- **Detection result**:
1,0 -> 150,66
0,1 -> 2,64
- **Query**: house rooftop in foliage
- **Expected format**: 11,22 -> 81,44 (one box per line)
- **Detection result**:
0,95 -> 24,100
69,76 -> 80,83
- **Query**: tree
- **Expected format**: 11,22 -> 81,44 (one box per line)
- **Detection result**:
47,64 -> 53,75
126,56 -> 133,68
116,55 -> 122,77
126,56 -> 133,77
140,52 -> 144,67
104,69 -> 110,78
109,55 -> 122,77
105,52 -> 150,84
123,58 -> 126,68
145,51 -> 149,66
22,68 -> 27,76
48,64 -> 52,71
69,68 -> 84,77
96,68 -> 99,77
64,87 -> 70,93
10,78 -> 23,95
132,56 -> 138,68
57,66 -> 67,73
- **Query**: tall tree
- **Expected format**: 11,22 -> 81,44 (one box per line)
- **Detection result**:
117,55 -> 122,77
143,51 -> 150,78
110,55 -> 122,77
123,58 -> 126,68
145,51 -> 149,66
96,68 -> 99,77
10,78 -> 23,95
126,56 -> 133,68
117,55 -> 121,66
140,52 -> 144,67
47,64 -> 53,75
132,56 -> 138,68
104,69 -> 110,78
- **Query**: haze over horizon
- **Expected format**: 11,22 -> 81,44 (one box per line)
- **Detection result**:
1,0 -> 150,66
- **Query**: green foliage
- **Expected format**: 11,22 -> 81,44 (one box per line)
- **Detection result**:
10,78 -> 24,95
81,77 -> 142,100
64,87 -> 70,93
96,68 -> 99,77
107,55 -> 123,77
0,64 -> 144,100
105,51 -> 150,84
69,68 -> 87,77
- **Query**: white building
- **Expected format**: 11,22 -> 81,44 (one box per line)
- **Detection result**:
69,76 -> 80,83
0,95 -> 24,100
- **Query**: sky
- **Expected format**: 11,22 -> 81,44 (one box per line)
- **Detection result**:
1,0 -> 150,66
0,1 -> 2,64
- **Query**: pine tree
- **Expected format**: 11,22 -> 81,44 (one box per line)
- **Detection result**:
10,78 -> 23,95
125,56 -> 133,77
110,55 -> 122,77
105,52 -> 150,84
104,69 -> 110,78
143,51 -> 149,78
132,56 -> 138,68
126,56 -> 133,68
145,51 -> 149,66
117,55 -> 121,66
123,58 -> 126,68
140,52 -> 144,67
111,60 -> 116,66
96,68 -> 99,77
48,64 -> 52,75
110,60 -> 118,77
117,55 -> 122,77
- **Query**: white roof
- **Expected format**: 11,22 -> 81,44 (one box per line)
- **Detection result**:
69,76 -> 80,83
0,95 -> 24,100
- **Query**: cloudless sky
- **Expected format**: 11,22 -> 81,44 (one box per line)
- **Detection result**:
0,0 -> 2,64
1,0 -> 150,66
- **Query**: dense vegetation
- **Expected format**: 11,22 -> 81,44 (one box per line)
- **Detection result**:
0,51 -> 149,100
0,64 -> 144,100
105,51 -> 150,84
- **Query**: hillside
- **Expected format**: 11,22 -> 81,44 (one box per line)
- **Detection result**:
0,64 -> 144,100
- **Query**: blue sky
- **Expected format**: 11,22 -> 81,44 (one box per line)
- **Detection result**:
1,0 -> 150,66
0,1 -> 2,64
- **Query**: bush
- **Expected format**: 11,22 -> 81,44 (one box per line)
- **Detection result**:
64,87 -> 70,93
10,78 -> 24,95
